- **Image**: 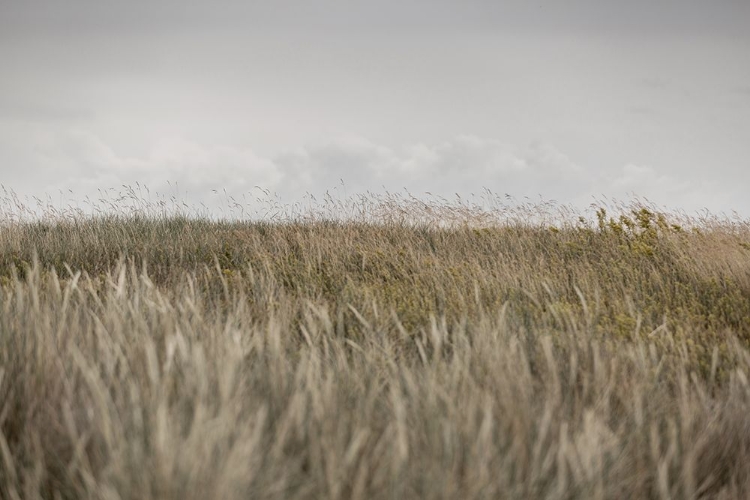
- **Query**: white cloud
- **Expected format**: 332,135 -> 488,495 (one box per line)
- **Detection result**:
613,164 -> 673,190
601,163 -> 737,215
38,131 -> 281,201
4,128 -> 745,219
276,135 -> 591,203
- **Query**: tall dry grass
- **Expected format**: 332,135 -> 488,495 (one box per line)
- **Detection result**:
1,190 -> 750,499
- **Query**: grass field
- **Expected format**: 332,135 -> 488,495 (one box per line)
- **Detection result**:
1,192 -> 750,499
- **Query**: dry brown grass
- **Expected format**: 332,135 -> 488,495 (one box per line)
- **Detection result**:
1,190 -> 750,499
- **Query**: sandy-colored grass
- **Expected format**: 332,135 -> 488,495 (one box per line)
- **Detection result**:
1,191 -> 750,499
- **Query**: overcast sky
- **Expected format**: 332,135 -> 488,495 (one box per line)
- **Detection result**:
1,1 -> 749,218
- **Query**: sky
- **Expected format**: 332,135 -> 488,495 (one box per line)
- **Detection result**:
1,0 -> 749,218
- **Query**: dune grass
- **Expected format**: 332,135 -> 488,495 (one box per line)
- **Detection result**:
1,191 -> 750,499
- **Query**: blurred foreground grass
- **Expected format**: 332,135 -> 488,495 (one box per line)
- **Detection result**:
1,191 -> 750,499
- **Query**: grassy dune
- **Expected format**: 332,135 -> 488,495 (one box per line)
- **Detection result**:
1,195 -> 750,499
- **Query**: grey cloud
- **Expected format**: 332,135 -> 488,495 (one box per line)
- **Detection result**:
627,106 -> 655,116
0,100 -> 93,124
2,1 -> 749,223
2,1 -> 749,40
636,78 -> 670,90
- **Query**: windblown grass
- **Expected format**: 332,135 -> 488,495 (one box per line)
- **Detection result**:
1,190 -> 750,499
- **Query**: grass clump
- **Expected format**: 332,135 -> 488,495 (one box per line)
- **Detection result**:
1,190 -> 750,499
